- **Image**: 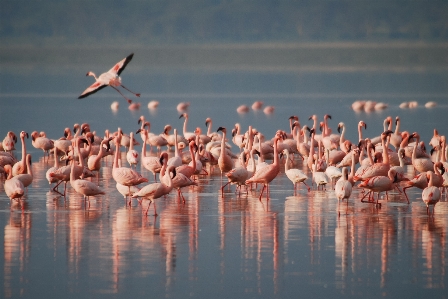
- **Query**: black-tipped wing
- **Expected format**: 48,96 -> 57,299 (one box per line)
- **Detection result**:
78,82 -> 107,99
108,53 -> 134,76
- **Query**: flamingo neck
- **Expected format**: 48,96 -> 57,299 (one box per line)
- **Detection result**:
183,115 -> 189,136
26,155 -> 32,176
358,125 -> 363,142
273,138 -> 279,166
381,136 -> 389,165
340,125 -> 346,143
113,139 -> 120,169
174,130 -> 179,157
284,151 -> 290,171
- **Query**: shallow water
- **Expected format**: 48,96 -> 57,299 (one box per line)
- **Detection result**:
1,46 -> 448,298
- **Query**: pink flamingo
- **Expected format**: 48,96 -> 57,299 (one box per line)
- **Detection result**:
411,132 -> 434,173
12,131 -> 29,176
132,165 -> 176,215
216,127 -> 234,179
283,148 -> 309,194
126,132 -> 139,168
14,154 -> 33,189
78,53 -> 140,104
138,129 -> 166,182
354,131 -> 392,182
2,131 -> 17,152
422,171 -> 441,216
69,139 -> 105,201
112,134 -> 148,204
358,168 -> 398,206
335,167 -> 352,215
3,165 -> 25,202
246,133 -> 281,200
176,140 -> 197,178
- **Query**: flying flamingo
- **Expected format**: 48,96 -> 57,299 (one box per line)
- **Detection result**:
422,171 -> 441,216
78,53 -> 140,104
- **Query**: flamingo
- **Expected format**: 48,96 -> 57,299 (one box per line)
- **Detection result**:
335,167 -> 352,215
358,168 -> 398,206
112,134 -> 148,203
87,137 -> 112,180
245,133 -> 281,200
2,131 -> 17,152
31,131 -> 54,159
179,113 -> 196,140
411,132 -> 434,174
162,166 -> 197,203
14,154 -> 33,189
116,183 -> 140,199
389,116 -> 402,150
422,171 -> 441,216
132,166 -> 176,215
3,165 -> 25,202
176,140 -> 197,178
78,53 -> 140,104
222,151 -> 250,195
216,127 -> 234,179
354,131 -> 392,182
46,148 -> 61,188
12,131 -> 29,176
126,132 -> 139,168
167,129 -> 183,168
282,149 -> 309,194
69,139 -> 105,201
138,129 -> 166,182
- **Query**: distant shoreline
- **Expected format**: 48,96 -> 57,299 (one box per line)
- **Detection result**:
2,41 -> 448,73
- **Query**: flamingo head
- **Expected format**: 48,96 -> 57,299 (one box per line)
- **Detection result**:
20,131 -> 29,139
359,121 -> 367,130
205,118 -> 212,127
31,131 -> 40,142
217,126 -> 226,133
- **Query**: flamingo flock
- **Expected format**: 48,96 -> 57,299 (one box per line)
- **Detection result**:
1,107 -> 447,217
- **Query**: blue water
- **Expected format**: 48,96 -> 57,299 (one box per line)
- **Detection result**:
0,47 -> 448,298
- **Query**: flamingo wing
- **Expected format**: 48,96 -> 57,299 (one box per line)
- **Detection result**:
78,81 -> 108,99
108,53 -> 134,76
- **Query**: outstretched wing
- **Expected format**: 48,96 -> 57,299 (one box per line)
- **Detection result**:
78,81 -> 107,99
108,53 -> 134,76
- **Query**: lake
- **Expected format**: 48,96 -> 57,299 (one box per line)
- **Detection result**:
0,44 -> 447,298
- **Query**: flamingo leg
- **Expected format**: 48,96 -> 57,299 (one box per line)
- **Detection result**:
120,84 -> 141,97
258,185 -> 266,201
145,200 -> 152,215
110,86 -> 132,104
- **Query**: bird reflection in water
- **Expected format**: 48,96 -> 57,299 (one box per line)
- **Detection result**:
3,210 -> 31,298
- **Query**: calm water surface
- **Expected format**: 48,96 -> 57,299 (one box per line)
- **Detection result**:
0,48 -> 448,298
